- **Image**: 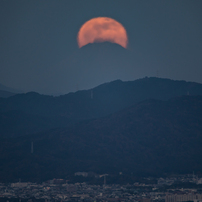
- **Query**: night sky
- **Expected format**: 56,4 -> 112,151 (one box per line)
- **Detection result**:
0,0 -> 202,95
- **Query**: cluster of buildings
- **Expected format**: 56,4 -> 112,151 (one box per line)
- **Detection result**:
166,192 -> 202,202
0,174 -> 202,202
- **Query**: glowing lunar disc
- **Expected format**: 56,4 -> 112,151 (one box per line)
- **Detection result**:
77,17 -> 128,48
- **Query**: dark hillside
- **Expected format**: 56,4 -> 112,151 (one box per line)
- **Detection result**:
0,77 -> 202,138
0,95 -> 202,182
1,77 -> 202,118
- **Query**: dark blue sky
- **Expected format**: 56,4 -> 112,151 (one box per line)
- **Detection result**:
0,0 -> 202,94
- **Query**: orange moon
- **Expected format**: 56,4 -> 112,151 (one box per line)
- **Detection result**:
77,17 -> 128,49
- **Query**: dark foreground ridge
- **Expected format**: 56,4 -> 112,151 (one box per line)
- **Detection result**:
0,93 -> 202,182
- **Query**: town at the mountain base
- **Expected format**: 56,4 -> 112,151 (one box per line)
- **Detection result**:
1,173 -> 202,202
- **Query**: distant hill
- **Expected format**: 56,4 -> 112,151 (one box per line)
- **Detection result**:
0,83 -> 22,94
0,90 -> 15,98
1,95 -> 202,182
0,83 -> 23,98
0,77 -> 202,138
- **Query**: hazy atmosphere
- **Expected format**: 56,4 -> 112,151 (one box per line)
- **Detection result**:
1,0 -> 202,94
2,1 -> 202,198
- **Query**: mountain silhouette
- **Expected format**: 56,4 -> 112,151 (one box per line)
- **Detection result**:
1,95 -> 202,182
0,77 -> 202,138
0,83 -> 23,98
0,82 -> 22,94
0,90 -> 15,98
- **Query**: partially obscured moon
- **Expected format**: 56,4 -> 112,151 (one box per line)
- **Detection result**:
77,17 -> 128,49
